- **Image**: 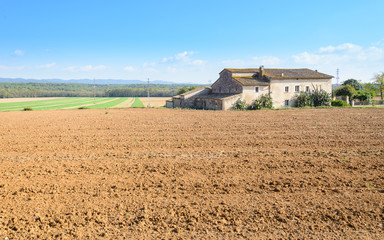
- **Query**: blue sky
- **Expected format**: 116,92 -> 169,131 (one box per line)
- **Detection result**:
0,0 -> 383,83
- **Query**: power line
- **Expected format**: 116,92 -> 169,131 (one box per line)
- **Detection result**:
147,78 -> 150,108
336,68 -> 340,85
93,77 -> 96,104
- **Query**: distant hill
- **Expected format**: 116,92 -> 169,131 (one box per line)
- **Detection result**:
0,78 -> 193,85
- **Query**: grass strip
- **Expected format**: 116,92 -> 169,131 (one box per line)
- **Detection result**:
87,98 -> 129,109
0,98 -> 90,111
32,98 -> 111,110
0,98 -> 85,110
131,97 -> 145,108
0,98 -> 110,111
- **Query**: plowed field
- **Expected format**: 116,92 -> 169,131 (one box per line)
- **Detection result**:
0,108 -> 383,239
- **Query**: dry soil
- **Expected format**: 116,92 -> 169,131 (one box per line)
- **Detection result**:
0,108 -> 383,239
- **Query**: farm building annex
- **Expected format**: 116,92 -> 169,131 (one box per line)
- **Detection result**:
166,66 -> 333,110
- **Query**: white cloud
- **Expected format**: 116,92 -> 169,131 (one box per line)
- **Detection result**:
252,56 -> 281,66
293,43 -> 383,65
292,52 -> 324,65
167,67 -> 177,73
65,66 -> 77,72
222,56 -> 281,68
80,65 -> 107,71
192,59 -> 204,65
319,43 -> 362,53
38,62 -> 56,69
14,49 -> 24,56
123,66 -> 135,72
292,43 -> 384,82
65,65 -> 108,72
0,65 -> 25,70
161,51 -> 204,66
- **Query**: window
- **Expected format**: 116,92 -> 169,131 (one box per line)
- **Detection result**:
284,86 -> 289,93
285,100 -> 289,106
305,86 -> 310,93
255,87 -> 259,92
295,85 -> 300,92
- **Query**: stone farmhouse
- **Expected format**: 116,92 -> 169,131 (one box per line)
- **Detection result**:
166,66 -> 333,110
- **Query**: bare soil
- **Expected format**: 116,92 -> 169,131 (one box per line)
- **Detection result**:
139,97 -> 170,107
0,108 -> 383,239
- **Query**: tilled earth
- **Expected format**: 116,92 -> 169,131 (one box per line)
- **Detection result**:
0,108 -> 383,239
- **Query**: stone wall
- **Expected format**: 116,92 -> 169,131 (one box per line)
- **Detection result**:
180,88 -> 211,108
195,98 -> 223,110
211,70 -> 243,94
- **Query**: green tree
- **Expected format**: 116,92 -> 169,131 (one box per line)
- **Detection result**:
374,72 -> 384,100
363,82 -> 379,96
177,86 -> 197,95
342,79 -> 362,90
335,85 -> 357,99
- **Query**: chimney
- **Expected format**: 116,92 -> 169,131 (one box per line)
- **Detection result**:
259,65 -> 264,80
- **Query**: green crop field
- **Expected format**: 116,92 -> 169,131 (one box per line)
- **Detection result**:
131,97 -> 145,108
0,97 -> 145,112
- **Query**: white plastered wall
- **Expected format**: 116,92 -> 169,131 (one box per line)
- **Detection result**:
241,86 -> 270,104
270,79 -> 332,108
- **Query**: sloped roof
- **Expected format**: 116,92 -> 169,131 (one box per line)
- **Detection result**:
196,93 -> 241,100
232,76 -> 270,86
225,68 -> 333,80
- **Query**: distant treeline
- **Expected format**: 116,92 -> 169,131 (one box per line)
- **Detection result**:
0,82 -> 197,98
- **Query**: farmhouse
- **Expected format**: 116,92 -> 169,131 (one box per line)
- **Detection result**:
166,66 -> 333,110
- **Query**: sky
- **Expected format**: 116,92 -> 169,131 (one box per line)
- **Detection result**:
0,0 -> 383,84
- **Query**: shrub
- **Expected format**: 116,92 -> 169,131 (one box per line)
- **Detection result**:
311,87 -> 331,107
78,106 -> 89,109
296,92 -> 313,107
23,107 -> 33,111
250,94 -> 273,110
355,90 -> 374,105
233,99 -> 247,110
331,100 -> 349,107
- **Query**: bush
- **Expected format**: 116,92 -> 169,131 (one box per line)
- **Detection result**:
311,87 -> 331,107
78,106 -> 89,109
23,107 -> 33,111
355,90 -> 374,104
331,100 -> 349,107
233,99 -> 247,110
296,92 -> 313,107
250,94 -> 273,110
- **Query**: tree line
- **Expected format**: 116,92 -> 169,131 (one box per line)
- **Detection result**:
333,73 -> 384,105
0,82 -> 197,98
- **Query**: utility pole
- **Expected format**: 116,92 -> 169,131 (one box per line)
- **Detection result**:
147,78 -> 150,108
336,68 -> 340,86
93,78 -> 96,104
